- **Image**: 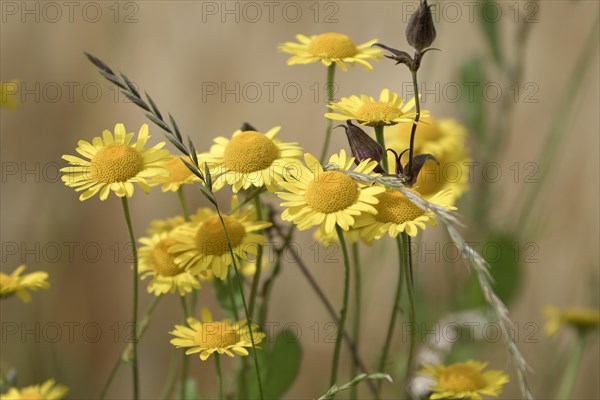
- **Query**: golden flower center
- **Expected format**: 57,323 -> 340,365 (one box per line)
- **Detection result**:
439,364 -> 486,393
195,215 -> 246,256
308,32 -> 358,58
356,102 -> 401,123
194,321 -> 240,348
306,171 -> 359,213
150,239 -> 181,277
397,116 -> 440,148
374,189 -> 424,224
156,157 -> 194,183
19,390 -> 44,400
416,158 -> 444,196
223,131 -> 279,173
90,144 -> 144,183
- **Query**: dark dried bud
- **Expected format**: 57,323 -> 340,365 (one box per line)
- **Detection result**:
405,0 -> 436,52
240,122 -> 258,132
407,153 -> 438,184
335,120 -> 384,172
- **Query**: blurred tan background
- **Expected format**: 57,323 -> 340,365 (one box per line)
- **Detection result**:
1,1 -> 599,399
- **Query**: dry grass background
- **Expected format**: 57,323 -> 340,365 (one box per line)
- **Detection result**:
1,1 -> 598,399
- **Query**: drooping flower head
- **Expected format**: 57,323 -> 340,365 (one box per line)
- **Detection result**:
279,32 -> 382,71
169,200 -> 271,280
170,308 -> 265,361
419,360 -> 509,400
0,265 -> 49,303
355,188 -> 452,239
0,379 -> 68,400
61,123 -> 170,201
201,126 -> 303,192
386,117 -> 471,205
150,154 -> 202,192
276,150 -> 385,234
544,305 -> 600,336
326,89 -> 426,127
138,233 -> 201,296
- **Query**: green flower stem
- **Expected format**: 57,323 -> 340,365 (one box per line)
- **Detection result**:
159,350 -> 179,400
557,333 -> 586,400
407,69 -> 421,176
374,125 -> 389,172
215,354 -> 224,400
177,187 -> 190,222
99,296 -> 162,399
120,197 -> 140,400
350,242 -> 362,400
401,233 -> 417,394
248,194 -> 264,319
258,226 -> 295,326
330,225 -> 352,389
215,205 -> 264,400
320,64 -> 337,163
179,296 -> 191,400
376,235 -> 406,399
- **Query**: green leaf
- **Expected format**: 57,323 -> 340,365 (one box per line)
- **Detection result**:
263,329 -> 303,399
212,275 -> 242,320
465,231 -> 522,307
478,0 -> 503,66
459,57 -> 487,145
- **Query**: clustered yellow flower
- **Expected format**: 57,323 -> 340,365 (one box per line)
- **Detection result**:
279,32 -> 383,71
326,89 -> 427,127
150,154 -> 202,192
61,123 -> 170,201
0,379 -> 68,400
544,305 -> 600,336
0,265 -> 49,303
419,360 -> 509,400
170,308 -> 265,361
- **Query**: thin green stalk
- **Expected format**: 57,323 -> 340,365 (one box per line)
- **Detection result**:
227,271 -> 240,320
557,334 -> 586,400
350,242 -> 362,400
401,233 -> 416,395
215,206 -> 264,400
248,194 -> 264,319
215,354 -> 224,400
177,187 -> 190,222
330,225 -> 351,389
374,125 -> 389,172
320,64 -> 337,163
179,296 -> 191,400
120,197 -> 140,400
407,70 -> 421,177
517,12 -> 600,229
159,350 -> 179,400
376,236 -> 406,399
99,294 -> 161,399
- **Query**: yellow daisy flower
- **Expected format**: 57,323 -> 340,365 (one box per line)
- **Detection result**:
419,360 -> 509,400
150,154 -> 202,192
279,32 -> 382,71
138,233 -> 201,296
0,80 -> 19,111
544,305 -> 600,336
170,308 -> 265,361
0,379 -> 68,400
325,89 -> 426,127
276,150 -> 385,234
386,117 -> 471,205
61,123 -> 170,201
201,126 -> 303,192
354,188 -> 453,239
0,265 -> 49,303
147,215 -> 186,235
169,202 -> 271,280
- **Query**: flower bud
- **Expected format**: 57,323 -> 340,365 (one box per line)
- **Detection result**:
335,120 -> 384,172
405,0 -> 436,52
